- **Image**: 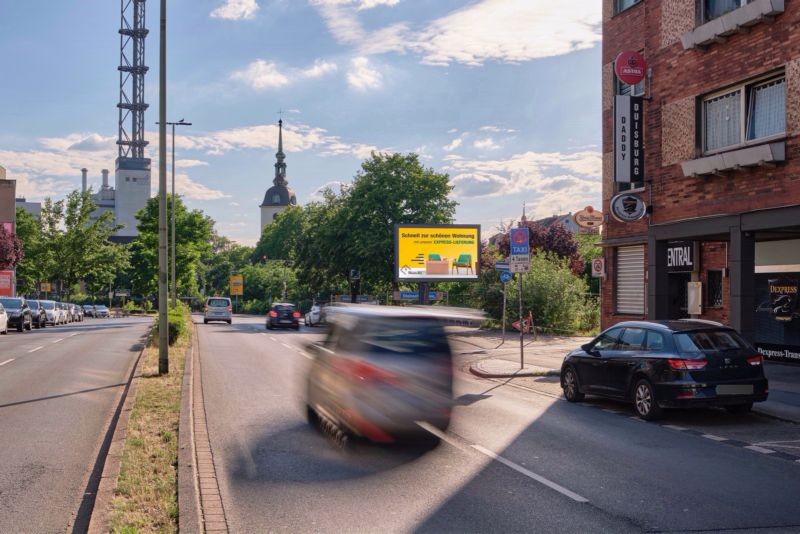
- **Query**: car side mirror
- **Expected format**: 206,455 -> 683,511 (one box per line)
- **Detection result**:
581,343 -> 599,356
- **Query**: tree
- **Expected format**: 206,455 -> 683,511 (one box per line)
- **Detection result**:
253,205 -> 305,263
13,208 -> 40,294
203,233 -> 254,296
495,221 -> 583,274
0,224 -> 24,270
129,195 -> 213,298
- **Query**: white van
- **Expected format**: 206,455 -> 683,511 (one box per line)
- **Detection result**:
204,297 -> 232,324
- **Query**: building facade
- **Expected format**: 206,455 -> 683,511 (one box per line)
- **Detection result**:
260,119 -> 297,233
602,0 -> 800,363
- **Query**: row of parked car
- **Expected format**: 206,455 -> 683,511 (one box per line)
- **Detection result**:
0,297 -> 110,333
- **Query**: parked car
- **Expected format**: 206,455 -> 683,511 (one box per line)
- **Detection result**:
27,300 -> 47,329
560,320 -> 769,420
0,297 -> 33,332
204,297 -> 232,324
266,302 -> 301,330
94,305 -> 110,318
40,300 -> 59,326
71,303 -> 84,322
0,302 -> 8,334
55,302 -> 70,324
83,304 -> 95,318
304,304 -> 324,327
304,305 -> 454,443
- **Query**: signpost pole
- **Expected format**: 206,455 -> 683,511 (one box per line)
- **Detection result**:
518,272 -> 524,369
501,282 -> 506,345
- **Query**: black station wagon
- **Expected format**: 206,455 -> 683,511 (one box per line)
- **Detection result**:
560,320 -> 768,420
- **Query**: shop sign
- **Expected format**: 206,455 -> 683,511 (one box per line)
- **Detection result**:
573,206 -> 604,229
755,342 -> 800,364
610,193 -> 647,223
614,50 -> 647,85
666,241 -> 695,272
614,95 -> 644,183
768,278 -> 798,322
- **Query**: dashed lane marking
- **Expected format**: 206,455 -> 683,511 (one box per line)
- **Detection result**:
0,359 -> 15,366
281,343 -> 293,350
28,346 -> 44,353
663,425 -> 688,431
51,338 -> 64,344
702,434 -> 728,442
745,445 -> 776,454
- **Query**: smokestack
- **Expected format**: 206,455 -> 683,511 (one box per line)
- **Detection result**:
102,169 -> 109,189
81,168 -> 88,193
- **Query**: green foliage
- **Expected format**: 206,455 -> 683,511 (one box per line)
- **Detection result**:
202,233 -> 254,297
253,205 -> 304,263
154,303 -> 189,346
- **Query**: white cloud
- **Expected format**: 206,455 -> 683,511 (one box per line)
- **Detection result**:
347,57 -> 382,91
473,138 -> 501,151
301,59 -> 338,79
480,125 -> 516,133
174,173 -> 229,200
230,60 -> 289,89
210,0 -> 259,20
174,159 -> 209,168
311,0 -> 400,11
442,137 -> 463,152
309,180 -> 350,201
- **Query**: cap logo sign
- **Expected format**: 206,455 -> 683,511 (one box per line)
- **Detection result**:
610,193 -> 647,223
615,50 -> 647,86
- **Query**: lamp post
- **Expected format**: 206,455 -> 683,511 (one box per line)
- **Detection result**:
158,0 -> 168,374
157,118 -> 192,308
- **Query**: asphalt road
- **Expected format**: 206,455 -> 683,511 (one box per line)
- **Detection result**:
197,315 -> 800,533
0,316 -> 151,533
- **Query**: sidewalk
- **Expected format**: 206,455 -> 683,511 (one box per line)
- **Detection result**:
453,329 -> 800,424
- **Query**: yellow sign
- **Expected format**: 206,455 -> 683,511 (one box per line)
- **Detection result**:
229,274 -> 244,296
40,282 -> 51,292
395,224 -> 481,281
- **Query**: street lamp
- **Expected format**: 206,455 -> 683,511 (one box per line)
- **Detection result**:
157,118 -> 192,308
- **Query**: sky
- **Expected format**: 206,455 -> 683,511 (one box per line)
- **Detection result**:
0,0 -> 602,245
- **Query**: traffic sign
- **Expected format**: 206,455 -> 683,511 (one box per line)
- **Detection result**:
350,268 -> 361,280
591,258 -> 605,278
500,271 -> 513,284
495,260 -> 510,272
509,227 -> 530,256
230,274 -> 244,296
509,262 -> 530,273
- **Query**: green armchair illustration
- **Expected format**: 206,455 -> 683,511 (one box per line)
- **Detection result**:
452,253 -> 473,275
426,253 -> 449,275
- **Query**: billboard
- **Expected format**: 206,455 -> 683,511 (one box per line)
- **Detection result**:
229,274 -> 244,296
395,224 -> 480,282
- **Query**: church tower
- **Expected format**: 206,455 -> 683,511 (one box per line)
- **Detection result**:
260,119 -> 297,232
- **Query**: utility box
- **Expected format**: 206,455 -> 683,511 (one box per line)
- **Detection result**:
687,282 -> 703,316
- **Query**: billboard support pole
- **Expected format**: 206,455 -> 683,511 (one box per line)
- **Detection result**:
518,272 -> 524,369
419,281 -> 429,305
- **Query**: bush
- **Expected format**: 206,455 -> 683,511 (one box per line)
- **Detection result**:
153,303 -> 189,346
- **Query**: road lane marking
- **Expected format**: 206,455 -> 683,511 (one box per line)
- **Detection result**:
297,351 -> 312,360
663,425 -> 688,431
471,444 -> 589,503
69,333 -> 79,337
745,445 -> 776,454
28,346 -> 44,353
702,434 -> 728,442
270,336 -> 278,342
0,359 -> 14,366
416,422 -> 467,452
51,338 -> 64,344
281,343 -> 293,350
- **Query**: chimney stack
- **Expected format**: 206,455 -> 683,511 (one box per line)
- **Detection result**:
102,169 -> 109,189
81,168 -> 88,193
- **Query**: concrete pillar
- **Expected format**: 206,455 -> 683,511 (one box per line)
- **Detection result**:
729,227 -> 755,341
81,168 -> 88,193
648,236 -> 669,320
102,169 -> 109,189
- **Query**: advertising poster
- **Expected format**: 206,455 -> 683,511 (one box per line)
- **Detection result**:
769,278 -> 798,322
230,274 -> 244,296
395,224 -> 480,282
0,270 -> 13,297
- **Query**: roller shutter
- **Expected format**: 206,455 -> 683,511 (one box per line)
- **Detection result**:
616,245 -> 645,315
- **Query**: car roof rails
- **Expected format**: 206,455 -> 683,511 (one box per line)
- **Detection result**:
676,318 -> 725,327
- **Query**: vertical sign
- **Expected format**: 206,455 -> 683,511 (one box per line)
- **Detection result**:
615,95 -> 644,183
229,274 -> 244,296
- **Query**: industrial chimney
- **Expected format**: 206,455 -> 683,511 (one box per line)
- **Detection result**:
81,168 -> 88,193
102,169 -> 109,189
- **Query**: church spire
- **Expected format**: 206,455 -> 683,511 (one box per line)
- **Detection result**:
274,119 -> 287,186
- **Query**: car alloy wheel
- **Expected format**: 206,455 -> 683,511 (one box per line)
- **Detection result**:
562,367 -> 584,402
633,379 -> 663,421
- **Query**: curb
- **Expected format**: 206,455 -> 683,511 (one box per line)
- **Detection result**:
84,331 -> 149,534
178,330 -> 202,533
469,363 -> 560,379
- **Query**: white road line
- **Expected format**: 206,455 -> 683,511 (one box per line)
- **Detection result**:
701,434 -> 728,442
416,422 -> 467,452
628,416 -> 646,422
745,445 -> 776,454
0,359 -> 15,366
28,346 -> 44,353
663,425 -> 688,431
471,444 -> 589,503
281,343 -> 293,350
51,338 -> 64,344
297,351 -> 312,360
602,409 -> 622,414
69,333 -> 79,337
270,336 -> 278,342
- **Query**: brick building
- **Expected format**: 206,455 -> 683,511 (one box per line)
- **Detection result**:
601,0 -> 800,363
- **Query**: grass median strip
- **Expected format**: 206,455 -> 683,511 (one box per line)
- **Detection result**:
109,307 -> 191,534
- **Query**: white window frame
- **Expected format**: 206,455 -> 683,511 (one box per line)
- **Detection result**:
702,73 -> 786,155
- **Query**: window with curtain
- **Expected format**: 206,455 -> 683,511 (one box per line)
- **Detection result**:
703,74 -> 785,154
703,0 -> 747,22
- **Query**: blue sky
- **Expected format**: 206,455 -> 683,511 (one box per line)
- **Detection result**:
0,0 -> 602,245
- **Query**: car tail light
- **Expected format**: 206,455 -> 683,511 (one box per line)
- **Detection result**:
204,305 -> 208,311
227,306 -> 232,312
676,390 -> 696,399
336,359 -> 401,384
747,355 -> 763,366
269,310 -> 278,317
668,358 -> 707,370
292,311 -> 301,318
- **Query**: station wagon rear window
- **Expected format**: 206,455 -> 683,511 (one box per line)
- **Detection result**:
675,330 -> 749,354
208,298 -> 230,307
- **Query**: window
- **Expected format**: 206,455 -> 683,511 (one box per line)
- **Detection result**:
616,0 -> 641,14
616,245 -> 645,315
702,0 -> 748,23
618,328 -> 646,350
707,270 -> 723,307
594,327 -> 623,350
644,331 -> 665,351
703,75 -> 785,153
272,194 -> 281,203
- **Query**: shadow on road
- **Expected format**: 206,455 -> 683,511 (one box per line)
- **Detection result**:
0,381 -> 128,410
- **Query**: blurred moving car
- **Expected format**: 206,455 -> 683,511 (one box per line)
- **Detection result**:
560,320 -> 769,420
304,305 -> 457,444
94,305 -> 111,318
304,304 -> 324,327
0,302 -> 9,334
27,300 -> 47,329
0,297 -> 33,332
204,297 -> 233,324
266,302 -> 301,330
83,304 -> 95,318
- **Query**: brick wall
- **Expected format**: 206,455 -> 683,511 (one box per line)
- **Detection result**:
700,241 -> 729,324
